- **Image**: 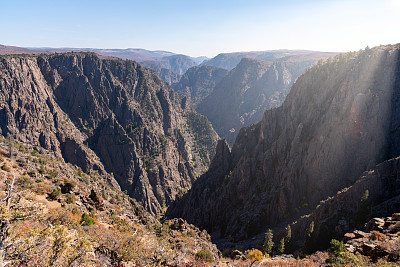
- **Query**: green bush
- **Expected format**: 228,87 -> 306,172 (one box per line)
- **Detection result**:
65,193 -> 76,204
49,189 -> 61,200
38,165 -> 46,174
325,239 -> 367,266
195,249 -> 213,262
327,239 -> 347,256
47,169 -> 58,179
80,213 -> 95,226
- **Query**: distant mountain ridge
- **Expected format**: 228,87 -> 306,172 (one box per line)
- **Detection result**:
0,44 -> 207,84
195,54 -> 336,145
201,50 -> 337,70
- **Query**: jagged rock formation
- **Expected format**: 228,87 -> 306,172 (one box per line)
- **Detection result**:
344,214 -> 400,261
0,52 -> 218,214
168,44 -> 400,241
196,58 -> 320,145
172,65 -> 228,106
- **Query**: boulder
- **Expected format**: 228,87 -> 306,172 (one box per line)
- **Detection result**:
230,250 -> 245,260
343,232 -> 356,242
391,213 -> 400,221
353,230 -> 369,239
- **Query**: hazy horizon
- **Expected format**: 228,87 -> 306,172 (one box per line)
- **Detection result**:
2,0 -> 400,57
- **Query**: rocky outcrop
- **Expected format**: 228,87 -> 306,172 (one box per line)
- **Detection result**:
0,52 -> 218,214
169,44 -> 400,241
196,57 -> 325,145
343,214 -> 400,262
172,65 -> 228,106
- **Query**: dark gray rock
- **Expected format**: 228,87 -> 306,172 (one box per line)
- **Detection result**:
0,52 -> 218,214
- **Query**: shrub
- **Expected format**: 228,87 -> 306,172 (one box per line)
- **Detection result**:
327,239 -> 346,256
246,249 -> 263,261
17,176 -> 33,189
152,222 -> 170,238
195,249 -> 213,262
48,208 -> 80,228
71,206 -> 80,215
80,213 -> 95,226
65,193 -> 76,204
371,230 -> 385,241
34,182 -> 50,195
47,169 -> 58,179
48,189 -> 61,200
1,163 -> 10,171
38,165 -> 46,174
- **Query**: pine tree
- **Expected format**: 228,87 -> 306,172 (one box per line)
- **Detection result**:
277,237 -> 285,255
285,225 -> 291,245
262,229 -> 274,255
357,190 -> 370,224
284,224 -> 292,252
305,221 -> 314,253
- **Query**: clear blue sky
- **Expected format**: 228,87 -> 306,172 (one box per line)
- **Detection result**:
1,0 -> 399,57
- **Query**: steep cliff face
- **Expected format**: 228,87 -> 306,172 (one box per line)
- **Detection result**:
291,156 -> 400,251
0,52 -> 218,214
196,58 -> 312,145
138,60 -> 181,84
168,45 -> 400,240
172,65 -> 228,106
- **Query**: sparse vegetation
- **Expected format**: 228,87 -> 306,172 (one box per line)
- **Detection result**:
305,221 -> 315,253
195,249 -> 213,262
246,249 -> 263,261
48,189 -> 61,200
80,213 -> 95,226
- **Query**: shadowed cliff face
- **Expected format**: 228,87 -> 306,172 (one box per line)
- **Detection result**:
290,155 -> 400,252
172,65 -> 228,106
168,45 -> 400,241
0,52 -> 218,214
196,58 -> 323,145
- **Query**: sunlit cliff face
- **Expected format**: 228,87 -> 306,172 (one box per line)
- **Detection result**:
257,46 -> 400,210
